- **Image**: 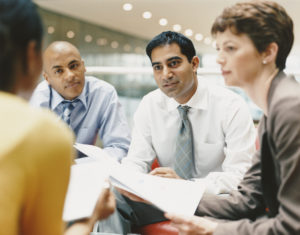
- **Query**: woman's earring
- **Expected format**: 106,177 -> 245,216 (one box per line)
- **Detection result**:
262,60 -> 267,64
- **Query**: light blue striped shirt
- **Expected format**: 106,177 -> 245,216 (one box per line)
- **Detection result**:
30,76 -> 131,161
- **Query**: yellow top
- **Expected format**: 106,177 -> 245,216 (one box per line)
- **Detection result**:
0,92 -> 74,235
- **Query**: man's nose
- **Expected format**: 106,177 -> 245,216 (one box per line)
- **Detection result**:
65,69 -> 75,81
162,67 -> 172,80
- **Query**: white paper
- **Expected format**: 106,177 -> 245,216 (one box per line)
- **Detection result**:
63,161 -> 109,221
63,144 -> 120,221
74,143 -> 119,167
109,169 -> 205,216
64,143 -> 206,221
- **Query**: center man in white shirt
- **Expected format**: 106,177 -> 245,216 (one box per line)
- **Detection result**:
97,31 -> 257,233
123,31 -> 256,194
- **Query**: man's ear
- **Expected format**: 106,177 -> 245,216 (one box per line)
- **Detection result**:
191,56 -> 199,72
262,42 -> 278,65
82,59 -> 86,73
43,71 -> 50,84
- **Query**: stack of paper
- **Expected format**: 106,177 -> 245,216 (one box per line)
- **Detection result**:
63,143 -> 206,221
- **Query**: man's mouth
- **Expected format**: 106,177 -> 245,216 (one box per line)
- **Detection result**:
65,82 -> 80,89
163,81 -> 179,88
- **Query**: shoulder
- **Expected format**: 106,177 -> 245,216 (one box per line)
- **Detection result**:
141,88 -> 166,105
29,80 -> 50,106
0,93 -> 74,160
205,82 -> 243,100
132,88 -> 163,116
85,76 -> 116,93
271,75 -> 300,106
31,80 -> 49,94
200,81 -> 247,109
269,75 -> 300,124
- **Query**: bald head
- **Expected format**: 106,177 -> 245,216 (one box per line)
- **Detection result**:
42,41 -> 86,100
43,41 -> 81,73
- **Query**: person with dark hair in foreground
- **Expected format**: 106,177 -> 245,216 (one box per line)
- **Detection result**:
0,0 -> 115,234
165,1 -> 300,234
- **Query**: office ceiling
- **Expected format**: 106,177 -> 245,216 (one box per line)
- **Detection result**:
34,0 -> 300,54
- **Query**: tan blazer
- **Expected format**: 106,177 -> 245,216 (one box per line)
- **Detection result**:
197,71 -> 300,234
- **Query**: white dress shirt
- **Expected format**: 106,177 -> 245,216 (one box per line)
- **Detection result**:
122,80 -> 256,194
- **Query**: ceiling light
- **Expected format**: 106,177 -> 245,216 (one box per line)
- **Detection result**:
135,46 -> 143,53
111,41 -> 119,49
143,11 -> 152,19
123,3 -> 133,11
123,44 -> 132,52
195,33 -> 203,41
159,18 -> 168,26
47,26 -> 55,34
184,29 -> 193,37
97,38 -> 107,46
173,24 -> 181,32
204,37 -> 212,45
84,35 -> 93,43
66,30 -> 75,39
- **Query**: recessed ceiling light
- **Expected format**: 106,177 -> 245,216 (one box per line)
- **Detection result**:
204,37 -> 212,45
97,38 -> 107,46
123,3 -> 133,11
85,35 -> 93,43
66,30 -> 75,39
111,41 -> 119,49
173,24 -> 181,32
135,46 -> 143,53
47,26 -> 55,34
159,18 -> 168,26
123,44 -> 132,52
195,33 -> 203,41
143,11 -> 152,19
184,29 -> 193,37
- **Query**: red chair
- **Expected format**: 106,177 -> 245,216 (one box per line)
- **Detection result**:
132,159 -> 178,235
133,220 -> 178,235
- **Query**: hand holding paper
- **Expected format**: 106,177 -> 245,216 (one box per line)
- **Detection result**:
63,143 -> 206,222
91,181 -> 116,221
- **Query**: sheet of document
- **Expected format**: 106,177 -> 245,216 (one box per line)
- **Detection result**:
63,143 -> 121,221
109,168 -> 205,216
63,161 -> 109,221
65,143 -> 206,220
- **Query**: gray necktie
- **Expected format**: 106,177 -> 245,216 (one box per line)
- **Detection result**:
60,100 -> 77,125
173,105 -> 194,179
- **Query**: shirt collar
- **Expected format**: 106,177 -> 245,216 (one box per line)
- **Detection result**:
164,80 -> 209,112
50,78 -> 88,110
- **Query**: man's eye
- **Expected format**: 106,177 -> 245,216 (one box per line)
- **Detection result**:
70,63 -> 79,69
153,65 -> 162,71
169,60 -> 179,67
55,69 -> 63,74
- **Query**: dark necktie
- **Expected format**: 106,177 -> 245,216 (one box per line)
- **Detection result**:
60,100 -> 77,125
